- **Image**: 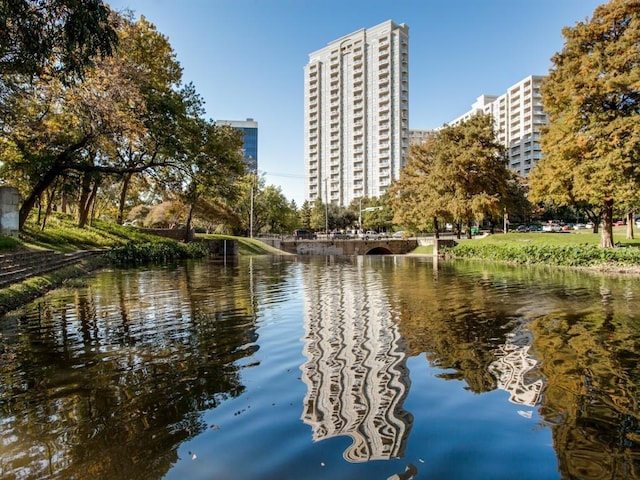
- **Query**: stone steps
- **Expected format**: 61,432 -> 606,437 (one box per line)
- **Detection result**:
0,250 -> 104,290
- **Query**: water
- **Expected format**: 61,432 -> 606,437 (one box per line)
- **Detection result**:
1,255 -> 640,479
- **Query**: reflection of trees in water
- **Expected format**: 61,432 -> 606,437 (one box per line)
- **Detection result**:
530,307 -> 640,480
386,257 -> 640,479
0,260 -> 272,480
300,258 -> 413,463
383,258 -> 524,394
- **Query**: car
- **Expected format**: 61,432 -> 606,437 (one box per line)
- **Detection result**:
392,231 -> 406,238
573,223 -> 587,230
542,223 -> 563,232
361,230 -> 381,240
613,220 -> 626,226
516,225 -> 529,232
293,229 -> 315,240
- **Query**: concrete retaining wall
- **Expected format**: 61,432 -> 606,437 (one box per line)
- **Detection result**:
138,227 -> 194,242
197,239 -> 238,258
0,186 -> 20,237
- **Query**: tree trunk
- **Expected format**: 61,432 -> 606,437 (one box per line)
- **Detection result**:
85,181 -> 99,227
77,172 -> 92,227
61,190 -> 68,213
117,172 -> 132,225
184,202 -> 194,242
17,136 -> 91,229
626,211 -> 634,240
41,182 -> 59,231
433,217 -> 440,239
77,174 -> 99,228
599,198 -> 614,248
19,167 -> 63,229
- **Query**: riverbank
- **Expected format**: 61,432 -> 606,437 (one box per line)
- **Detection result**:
443,230 -> 640,274
0,254 -> 110,315
0,214 -> 289,315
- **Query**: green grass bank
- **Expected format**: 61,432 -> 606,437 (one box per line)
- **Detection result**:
446,228 -> 640,272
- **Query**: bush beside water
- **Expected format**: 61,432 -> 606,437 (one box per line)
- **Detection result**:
447,242 -> 640,268
106,240 -> 209,265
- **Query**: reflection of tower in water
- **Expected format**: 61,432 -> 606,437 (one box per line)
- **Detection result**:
488,324 -> 545,408
300,260 -> 413,462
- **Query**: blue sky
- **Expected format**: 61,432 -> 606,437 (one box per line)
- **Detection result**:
106,0 -> 604,206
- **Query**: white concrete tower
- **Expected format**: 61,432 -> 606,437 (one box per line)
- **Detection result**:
304,20 -> 409,207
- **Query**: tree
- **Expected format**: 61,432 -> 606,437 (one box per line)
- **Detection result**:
354,195 -> 392,232
529,0 -> 640,248
389,114 -> 511,238
310,198 -> 327,232
108,14 -> 189,225
298,201 -> 312,229
0,13 -> 194,229
260,186 -> 298,234
389,136 -> 447,236
179,121 -> 246,240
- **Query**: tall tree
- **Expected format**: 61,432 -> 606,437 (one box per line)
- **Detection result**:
179,122 -> 246,241
389,113 -> 510,238
108,14 -> 189,224
0,13 -> 193,228
298,201 -> 312,229
310,198 -> 328,232
529,0 -> 640,248
259,185 -> 298,234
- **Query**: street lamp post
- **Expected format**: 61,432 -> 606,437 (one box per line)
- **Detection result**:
503,207 -> 508,234
324,177 -> 328,235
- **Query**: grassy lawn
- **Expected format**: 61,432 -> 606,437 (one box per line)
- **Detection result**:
474,226 -> 640,248
449,226 -> 640,268
198,234 -> 290,255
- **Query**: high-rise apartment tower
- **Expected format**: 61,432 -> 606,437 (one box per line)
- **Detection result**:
448,75 -> 546,177
304,20 -> 409,207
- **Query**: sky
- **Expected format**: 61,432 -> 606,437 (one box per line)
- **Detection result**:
106,0 -> 605,206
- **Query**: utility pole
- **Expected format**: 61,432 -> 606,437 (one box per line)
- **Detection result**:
250,171 -> 255,238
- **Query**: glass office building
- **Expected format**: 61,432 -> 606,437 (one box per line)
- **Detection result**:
215,118 -> 258,172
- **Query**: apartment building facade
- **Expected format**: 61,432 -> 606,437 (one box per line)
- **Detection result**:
215,118 -> 258,172
447,75 -> 547,177
304,20 -> 410,207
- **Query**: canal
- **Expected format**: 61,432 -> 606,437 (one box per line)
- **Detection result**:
1,255 -> 639,479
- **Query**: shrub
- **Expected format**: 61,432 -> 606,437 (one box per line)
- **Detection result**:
106,240 -> 208,265
447,242 -> 640,268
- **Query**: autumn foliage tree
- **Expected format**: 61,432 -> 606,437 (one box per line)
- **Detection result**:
528,0 -> 640,248
0,12 -> 204,229
389,113 -> 513,238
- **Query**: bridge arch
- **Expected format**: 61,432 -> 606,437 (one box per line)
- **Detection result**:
365,246 -> 393,255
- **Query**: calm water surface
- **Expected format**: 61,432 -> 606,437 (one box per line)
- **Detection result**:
1,255 -> 640,479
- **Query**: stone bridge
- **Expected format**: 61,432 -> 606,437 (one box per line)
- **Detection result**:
279,238 -> 420,256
